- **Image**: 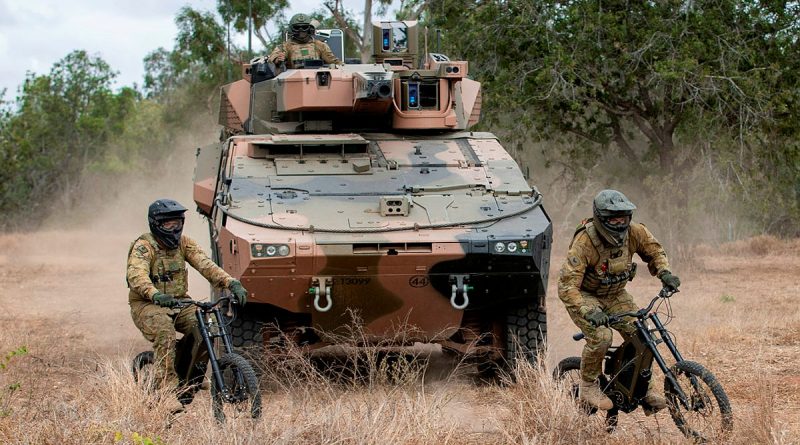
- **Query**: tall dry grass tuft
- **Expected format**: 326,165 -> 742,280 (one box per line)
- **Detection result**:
718,235 -> 800,256
498,352 -> 608,444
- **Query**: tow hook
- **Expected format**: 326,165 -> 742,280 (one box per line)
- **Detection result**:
310,277 -> 333,312
449,275 -> 472,310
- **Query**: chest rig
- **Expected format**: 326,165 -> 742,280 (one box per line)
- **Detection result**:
130,234 -> 189,297
578,221 -> 637,298
286,41 -> 324,64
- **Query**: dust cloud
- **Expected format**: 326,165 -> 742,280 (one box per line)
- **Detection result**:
0,119 -> 219,355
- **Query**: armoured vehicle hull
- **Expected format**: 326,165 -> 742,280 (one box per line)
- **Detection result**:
194,21 -> 551,367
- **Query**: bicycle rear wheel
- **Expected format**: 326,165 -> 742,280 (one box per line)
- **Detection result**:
131,351 -> 155,389
665,360 -> 733,442
211,352 -> 262,422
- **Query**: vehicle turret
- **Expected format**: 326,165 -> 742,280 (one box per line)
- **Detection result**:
217,21 -> 482,135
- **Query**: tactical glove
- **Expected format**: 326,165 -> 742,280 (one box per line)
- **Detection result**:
584,307 -> 609,327
153,292 -> 178,308
659,271 -> 681,291
229,279 -> 248,306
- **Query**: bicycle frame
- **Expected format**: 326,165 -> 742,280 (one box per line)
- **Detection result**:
173,298 -> 247,404
600,291 -> 695,413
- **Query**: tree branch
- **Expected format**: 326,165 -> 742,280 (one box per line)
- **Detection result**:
610,116 -> 639,164
323,0 -> 363,51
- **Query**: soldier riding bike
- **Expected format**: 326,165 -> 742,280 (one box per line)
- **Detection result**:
556,189 -> 681,412
126,199 -> 249,413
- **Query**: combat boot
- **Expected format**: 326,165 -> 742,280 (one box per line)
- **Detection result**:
643,388 -> 667,415
579,380 -> 613,410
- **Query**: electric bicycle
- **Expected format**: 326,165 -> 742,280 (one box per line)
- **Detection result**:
555,287 -> 733,442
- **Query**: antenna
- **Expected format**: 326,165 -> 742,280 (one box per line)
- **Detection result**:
424,26 -> 429,68
436,29 -> 441,53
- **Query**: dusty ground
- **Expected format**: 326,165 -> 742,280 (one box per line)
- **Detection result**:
0,224 -> 798,443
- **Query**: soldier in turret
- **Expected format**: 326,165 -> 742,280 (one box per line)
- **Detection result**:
126,199 -> 249,411
557,189 -> 681,412
268,13 -> 342,68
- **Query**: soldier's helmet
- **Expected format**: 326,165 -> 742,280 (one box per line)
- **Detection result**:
289,13 -> 315,43
592,189 -> 636,246
148,199 -> 187,250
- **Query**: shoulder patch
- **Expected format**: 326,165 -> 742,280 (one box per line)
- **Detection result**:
136,245 -> 149,255
568,256 -> 580,267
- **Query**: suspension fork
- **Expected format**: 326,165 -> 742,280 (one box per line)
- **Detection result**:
196,307 -> 226,394
649,313 -> 695,407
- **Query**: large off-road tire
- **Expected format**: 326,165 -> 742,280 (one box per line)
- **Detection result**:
228,315 -> 265,349
211,352 -> 262,422
506,300 -> 547,365
478,300 -> 547,382
665,360 -> 733,442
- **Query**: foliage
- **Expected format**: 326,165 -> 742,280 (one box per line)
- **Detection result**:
0,51 -> 137,225
424,0 -> 800,239
0,346 -> 28,417
217,0 -> 290,51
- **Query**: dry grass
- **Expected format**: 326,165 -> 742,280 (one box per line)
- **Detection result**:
1,232 -> 798,444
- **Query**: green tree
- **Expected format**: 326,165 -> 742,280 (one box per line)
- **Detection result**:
425,0 -> 800,238
217,0 -> 290,51
0,51 -> 136,225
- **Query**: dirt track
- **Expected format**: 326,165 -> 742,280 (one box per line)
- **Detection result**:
1,226 -> 799,443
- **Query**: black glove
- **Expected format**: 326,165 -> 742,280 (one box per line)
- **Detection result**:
153,292 -> 178,308
584,307 -> 609,327
229,279 -> 248,306
660,271 -> 681,291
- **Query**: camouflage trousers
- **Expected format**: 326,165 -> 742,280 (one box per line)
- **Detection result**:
566,290 -> 638,382
130,300 -> 198,389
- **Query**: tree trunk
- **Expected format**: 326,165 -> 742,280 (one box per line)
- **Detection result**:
361,0 -> 373,62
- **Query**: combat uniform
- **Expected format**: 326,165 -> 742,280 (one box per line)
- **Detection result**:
127,233 -> 234,388
558,219 -> 671,382
268,40 -> 341,68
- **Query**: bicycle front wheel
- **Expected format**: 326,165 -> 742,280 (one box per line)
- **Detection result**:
665,360 -> 732,442
211,352 -> 262,422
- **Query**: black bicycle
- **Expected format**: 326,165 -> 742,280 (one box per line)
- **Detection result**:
555,288 -> 733,442
132,296 -> 262,422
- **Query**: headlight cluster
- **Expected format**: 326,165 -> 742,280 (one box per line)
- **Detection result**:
251,243 -> 291,257
493,240 -> 529,254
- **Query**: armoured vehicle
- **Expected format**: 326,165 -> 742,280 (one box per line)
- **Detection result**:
193,21 -> 552,372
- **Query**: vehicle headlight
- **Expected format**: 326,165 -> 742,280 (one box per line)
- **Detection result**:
251,243 -> 292,257
507,242 -> 518,253
494,242 -> 506,253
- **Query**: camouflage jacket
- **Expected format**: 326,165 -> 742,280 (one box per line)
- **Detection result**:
557,220 -> 671,314
268,40 -> 341,67
126,233 -> 233,303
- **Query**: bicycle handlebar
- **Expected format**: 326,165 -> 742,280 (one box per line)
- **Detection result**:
572,287 -> 677,341
173,295 -> 237,311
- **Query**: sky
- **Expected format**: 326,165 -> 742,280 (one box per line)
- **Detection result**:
0,0 -> 397,102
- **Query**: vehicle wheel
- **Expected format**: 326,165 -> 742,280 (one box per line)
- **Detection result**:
554,356 -> 601,416
477,300 -> 547,382
132,351 -> 155,389
211,352 -> 262,422
506,300 -> 547,366
554,356 -> 582,399
665,360 -> 733,442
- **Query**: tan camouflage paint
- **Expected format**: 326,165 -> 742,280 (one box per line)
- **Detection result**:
558,221 -> 671,381
195,21 -> 551,357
